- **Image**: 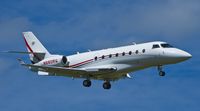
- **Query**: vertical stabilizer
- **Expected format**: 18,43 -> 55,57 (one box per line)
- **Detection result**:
23,31 -> 51,64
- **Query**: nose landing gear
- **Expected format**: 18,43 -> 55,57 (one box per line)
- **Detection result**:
159,71 -> 166,76
158,66 -> 166,76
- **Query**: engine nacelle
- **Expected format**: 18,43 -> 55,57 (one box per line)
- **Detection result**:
36,55 -> 69,66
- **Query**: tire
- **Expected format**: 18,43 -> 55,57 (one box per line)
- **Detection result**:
159,71 -> 166,76
103,82 -> 111,89
83,80 -> 91,87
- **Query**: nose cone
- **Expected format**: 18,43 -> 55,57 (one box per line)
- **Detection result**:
179,51 -> 192,60
161,48 -> 192,64
174,49 -> 192,61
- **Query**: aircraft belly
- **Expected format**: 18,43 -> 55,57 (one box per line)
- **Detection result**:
87,55 -> 156,80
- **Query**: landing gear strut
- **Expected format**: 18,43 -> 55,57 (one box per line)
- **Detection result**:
103,81 -> 111,90
158,66 -> 165,76
83,79 -> 91,87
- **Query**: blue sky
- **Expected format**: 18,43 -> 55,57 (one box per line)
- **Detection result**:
0,0 -> 200,111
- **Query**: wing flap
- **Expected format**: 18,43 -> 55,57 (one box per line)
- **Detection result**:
84,67 -> 117,73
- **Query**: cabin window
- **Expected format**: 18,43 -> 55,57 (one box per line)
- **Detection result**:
142,49 -> 145,53
109,54 -> 112,58
116,53 -> 119,57
152,44 -> 160,49
135,50 -> 139,54
94,56 -> 97,61
129,51 -> 132,55
122,52 -> 125,56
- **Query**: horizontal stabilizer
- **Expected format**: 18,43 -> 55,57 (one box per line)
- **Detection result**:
17,58 -> 25,65
1,51 -> 45,55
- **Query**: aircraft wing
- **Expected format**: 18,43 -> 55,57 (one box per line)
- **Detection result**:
23,64 -> 87,74
18,59 -> 117,79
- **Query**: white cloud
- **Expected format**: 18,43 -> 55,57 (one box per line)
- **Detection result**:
26,0 -> 200,50
0,0 -> 199,50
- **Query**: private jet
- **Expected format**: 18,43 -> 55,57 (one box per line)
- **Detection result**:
8,32 -> 192,89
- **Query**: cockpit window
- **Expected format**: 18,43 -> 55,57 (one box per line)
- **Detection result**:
161,44 -> 173,48
152,44 -> 160,49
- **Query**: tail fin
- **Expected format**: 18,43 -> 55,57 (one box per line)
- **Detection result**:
23,31 -> 51,64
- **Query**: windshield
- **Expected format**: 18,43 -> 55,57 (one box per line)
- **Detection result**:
152,44 -> 160,49
161,44 -> 173,48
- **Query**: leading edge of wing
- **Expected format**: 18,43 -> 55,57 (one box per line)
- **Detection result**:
21,63 -> 117,75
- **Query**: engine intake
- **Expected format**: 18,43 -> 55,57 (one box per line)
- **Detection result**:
62,56 -> 67,64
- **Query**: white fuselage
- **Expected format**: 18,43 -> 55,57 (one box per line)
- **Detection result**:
52,41 -> 191,80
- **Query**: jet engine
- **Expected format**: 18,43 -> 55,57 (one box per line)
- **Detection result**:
37,55 -> 69,66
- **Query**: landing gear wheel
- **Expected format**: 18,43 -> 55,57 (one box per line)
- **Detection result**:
159,71 -> 166,76
158,66 -> 166,77
103,82 -> 111,90
83,80 -> 91,87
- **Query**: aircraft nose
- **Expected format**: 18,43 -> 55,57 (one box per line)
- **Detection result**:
160,48 -> 192,64
177,50 -> 192,60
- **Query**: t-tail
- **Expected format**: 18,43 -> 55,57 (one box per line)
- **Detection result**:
23,32 -> 51,64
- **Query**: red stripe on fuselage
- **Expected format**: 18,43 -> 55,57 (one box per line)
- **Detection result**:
68,59 -> 93,68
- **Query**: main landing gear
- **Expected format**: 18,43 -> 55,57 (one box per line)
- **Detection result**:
83,79 -> 91,87
103,81 -> 111,90
82,79 -> 112,90
158,66 -> 166,76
